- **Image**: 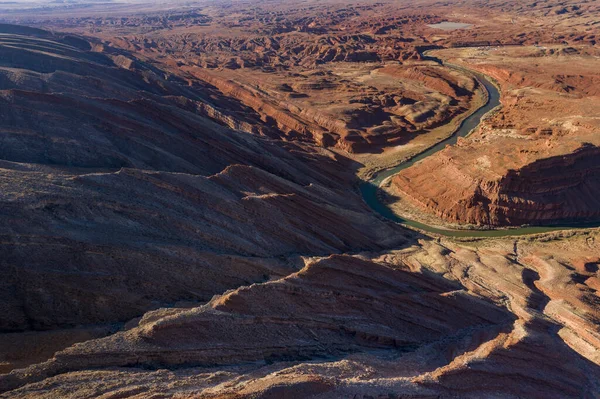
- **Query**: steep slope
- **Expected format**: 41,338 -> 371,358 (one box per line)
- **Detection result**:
3,232 -> 600,398
0,254 -> 515,394
1,1 -> 600,397
0,26 -> 411,336
390,45 -> 600,227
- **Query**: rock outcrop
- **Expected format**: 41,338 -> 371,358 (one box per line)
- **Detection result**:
391,44 -> 600,227
1,1 -> 600,397
393,144 -> 600,226
0,27 -> 410,335
3,232 -> 600,398
0,253 -> 515,394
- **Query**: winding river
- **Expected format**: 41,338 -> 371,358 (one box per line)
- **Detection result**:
360,64 -> 596,238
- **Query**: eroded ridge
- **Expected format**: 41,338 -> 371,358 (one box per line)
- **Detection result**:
0,0 -> 599,397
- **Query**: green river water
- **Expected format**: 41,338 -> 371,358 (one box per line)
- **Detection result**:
360,64 -> 598,237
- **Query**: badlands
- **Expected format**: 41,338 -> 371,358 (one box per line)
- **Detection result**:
0,0 -> 599,397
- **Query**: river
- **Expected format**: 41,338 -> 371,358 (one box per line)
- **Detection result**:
360,62 -> 597,237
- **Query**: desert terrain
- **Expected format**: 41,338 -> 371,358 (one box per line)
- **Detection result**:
0,0 -> 599,398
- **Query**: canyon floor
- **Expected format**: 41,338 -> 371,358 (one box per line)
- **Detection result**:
1,0 -> 600,398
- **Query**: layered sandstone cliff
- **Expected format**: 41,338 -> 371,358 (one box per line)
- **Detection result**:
0,27 -> 410,337
3,232 -> 600,398
393,144 -> 600,226
1,1 -> 600,397
391,45 -> 600,227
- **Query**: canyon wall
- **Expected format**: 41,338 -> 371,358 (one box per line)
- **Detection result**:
391,44 -> 600,227
0,27 -> 411,334
393,144 -> 600,226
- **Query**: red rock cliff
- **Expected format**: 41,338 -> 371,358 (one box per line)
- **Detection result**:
393,144 -> 600,226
